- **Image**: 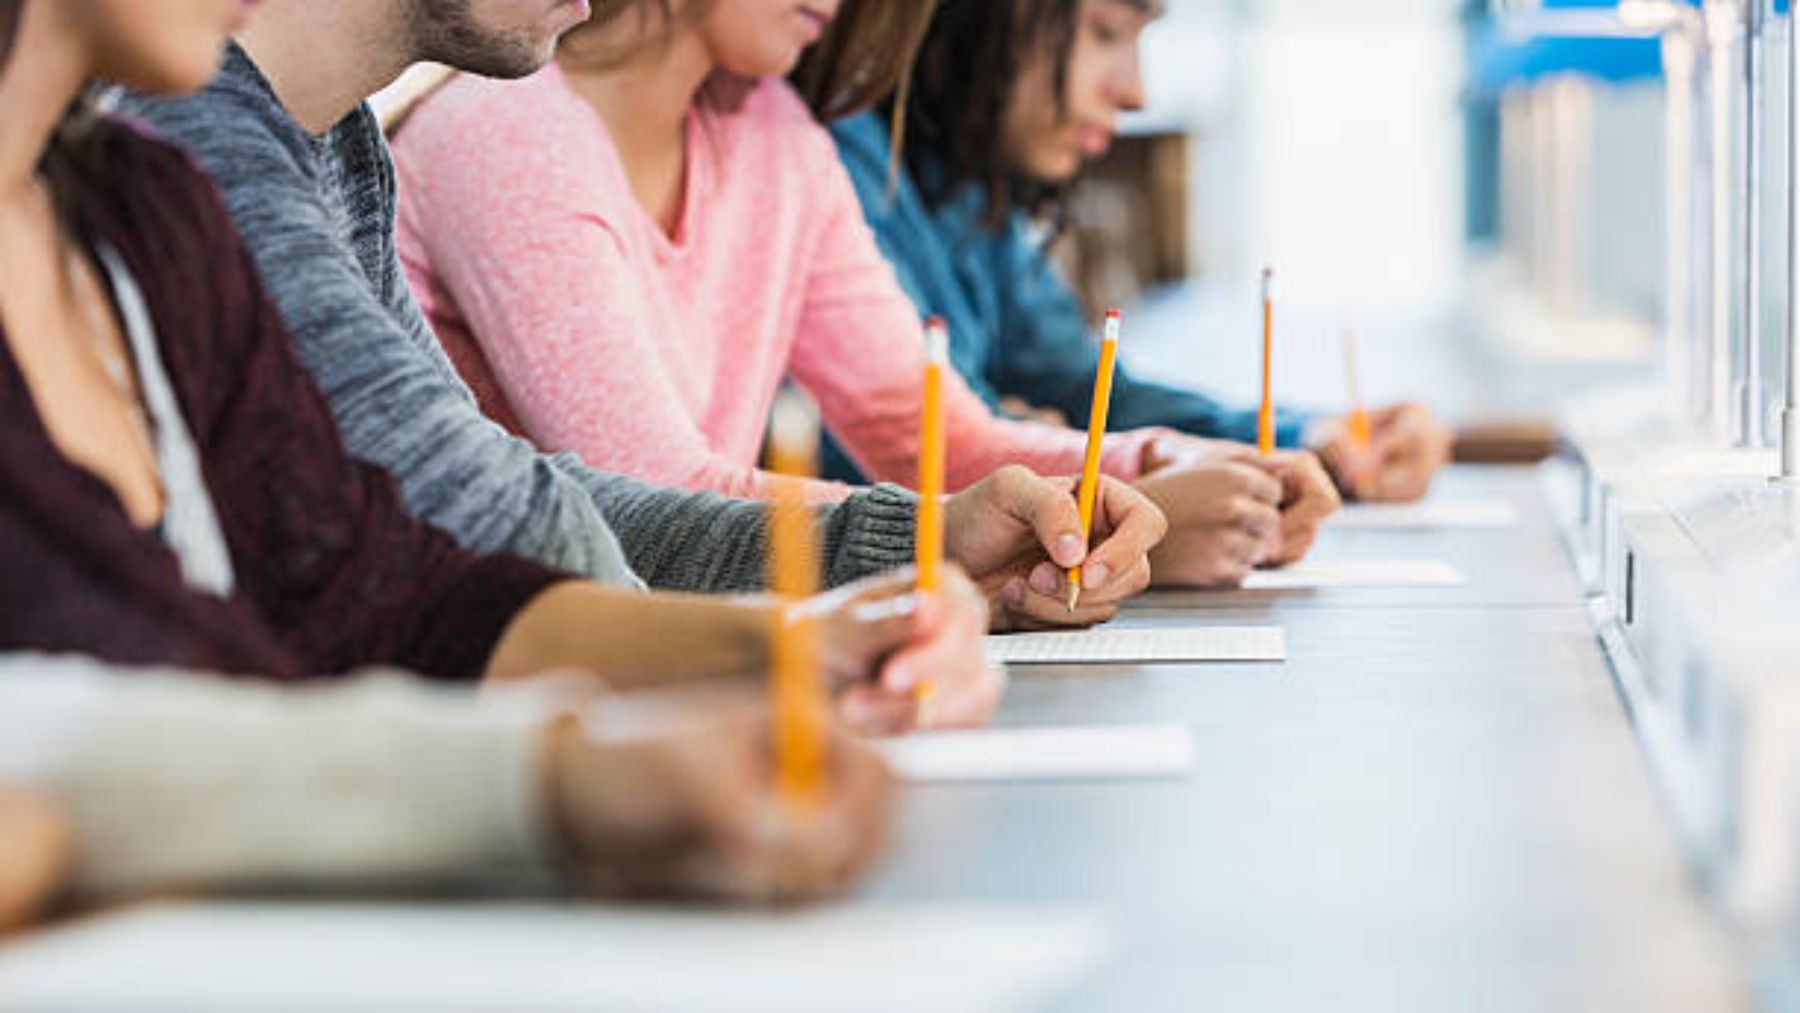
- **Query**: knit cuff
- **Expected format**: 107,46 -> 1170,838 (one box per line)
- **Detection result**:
823,483 -> 919,586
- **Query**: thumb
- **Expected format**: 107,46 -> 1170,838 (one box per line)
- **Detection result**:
1004,472 -> 1088,568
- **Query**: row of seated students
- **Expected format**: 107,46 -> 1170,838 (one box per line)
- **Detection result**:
0,0 -> 1451,926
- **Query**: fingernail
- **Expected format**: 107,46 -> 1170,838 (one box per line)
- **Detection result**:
1002,578 -> 1027,607
1082,562 -> 1111,589
1054,533 -> 1084,564
1029,563 -> 1061,595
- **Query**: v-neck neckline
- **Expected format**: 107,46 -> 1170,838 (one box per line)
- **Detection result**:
551,62 -> 705,262
0,234 -> 171,536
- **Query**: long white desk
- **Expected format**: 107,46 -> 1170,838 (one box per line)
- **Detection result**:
863,465 -> 1744,1011
0,467 -> 1746,1011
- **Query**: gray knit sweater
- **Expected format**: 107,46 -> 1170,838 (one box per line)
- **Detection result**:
122,47 -> 916,592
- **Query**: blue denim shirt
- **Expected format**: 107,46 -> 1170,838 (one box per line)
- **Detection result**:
823,111 -> 1309,482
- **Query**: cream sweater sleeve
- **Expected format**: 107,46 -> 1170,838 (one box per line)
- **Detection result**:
0,654 -> 555,899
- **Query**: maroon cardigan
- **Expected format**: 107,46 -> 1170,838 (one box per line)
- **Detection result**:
0,119 -> 566,681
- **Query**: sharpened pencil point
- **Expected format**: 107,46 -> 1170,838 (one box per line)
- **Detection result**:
1065,581 -> 1081,613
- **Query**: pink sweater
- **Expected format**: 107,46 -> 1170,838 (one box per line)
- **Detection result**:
393,66 -> 1159,502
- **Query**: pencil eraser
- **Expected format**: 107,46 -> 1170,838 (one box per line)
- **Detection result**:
922,317 -> 949,362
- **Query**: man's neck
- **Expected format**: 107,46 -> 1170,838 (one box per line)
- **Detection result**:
235,0 -> 415,135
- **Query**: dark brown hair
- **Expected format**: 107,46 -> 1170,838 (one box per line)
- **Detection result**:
884,0 -> 1084,228
789,0 -> 936,124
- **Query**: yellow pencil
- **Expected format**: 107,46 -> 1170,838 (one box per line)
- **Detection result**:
765,389 -> 827,809
1342,328 -> 1372,453
913,318 -> 948,725
1066,310 -> 1122,613
1258,268 -> 1276,457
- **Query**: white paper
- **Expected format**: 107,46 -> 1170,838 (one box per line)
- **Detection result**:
0,902 -> 1109,1013
985,625 -> 1285,664
877,724 -> 1195,782
1331,500 -> 1519,531
1241,559 -> 1467,590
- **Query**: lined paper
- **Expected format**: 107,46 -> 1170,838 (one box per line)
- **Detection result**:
0,902 -> 1109,1013
1242,559 -> 1467,590
1332,500 -> 1519,531
877,724 -> 1195,782
985,626 -> 1286,665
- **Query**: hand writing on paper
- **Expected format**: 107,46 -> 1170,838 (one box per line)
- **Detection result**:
944,465 -> 1166,632
1311,402 -> 1453,503
1132,459 -> 1283,587
548,702 -> 894,904
800,567 -> 1003,735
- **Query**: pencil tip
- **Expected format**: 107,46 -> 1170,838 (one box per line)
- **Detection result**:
1065,584 -> 1080,613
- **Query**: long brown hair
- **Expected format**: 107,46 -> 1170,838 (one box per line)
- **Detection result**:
880,0 -> 1086,227
790,0 -> 935,123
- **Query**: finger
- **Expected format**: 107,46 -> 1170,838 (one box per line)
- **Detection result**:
1231,463 -> 1285,505
838,685 -> 917,736
1275,530 -> 1317,565
745,737 -> 895,903
1376,459 -> 1434,502
868,592 -> 944,694
1285,456 -> 1340,517
1083,478 -> 1167,578
1234,498 -> 1281,539
993,467 -> 1089,569
881,577 -> 987,701
1000,587 -> 1122,629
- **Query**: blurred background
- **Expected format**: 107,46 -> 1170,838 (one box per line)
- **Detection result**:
1065,0 -> 1771,429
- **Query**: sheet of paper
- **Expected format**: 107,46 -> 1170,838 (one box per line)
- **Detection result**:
0,902 -> 1109,1013
985,625 -> 1285,665
1331,500 -> 1519,531
877,724 -> 1195,783
1241,559 -> 1467,590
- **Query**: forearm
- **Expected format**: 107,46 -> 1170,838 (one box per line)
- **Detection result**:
485,584 -> 772,690
571,469 -> 917,592
0,655 -> 553,899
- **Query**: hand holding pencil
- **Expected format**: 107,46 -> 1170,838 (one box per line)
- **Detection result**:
763,386 -> 1000,738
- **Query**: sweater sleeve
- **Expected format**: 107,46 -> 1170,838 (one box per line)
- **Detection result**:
784,116 -> 1163,493
160,138 -> 568,680
0,653 -> 552,898
571,464 -> 919,591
